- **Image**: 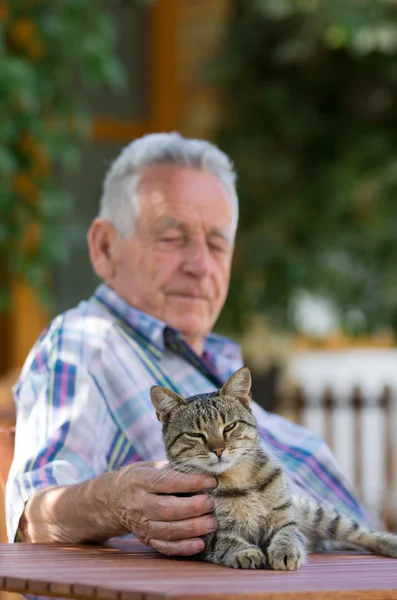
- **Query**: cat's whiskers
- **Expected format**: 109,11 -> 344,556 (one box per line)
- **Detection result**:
238,446 -> 280,466
233,451 -> 267,471
237,456 -> 265,469
153,457 -> 200,487
162,463 -> 206,486
155,456 -> 197,477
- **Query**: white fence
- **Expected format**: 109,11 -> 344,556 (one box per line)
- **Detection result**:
282,349 -> 397,530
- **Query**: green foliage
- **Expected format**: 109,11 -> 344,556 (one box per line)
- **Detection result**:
0,0 -> 130,307
214,0 -> 397,336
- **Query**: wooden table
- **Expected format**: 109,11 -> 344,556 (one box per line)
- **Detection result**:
1,540 -> 397,600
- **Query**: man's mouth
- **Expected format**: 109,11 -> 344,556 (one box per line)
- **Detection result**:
169,292 -> 209,300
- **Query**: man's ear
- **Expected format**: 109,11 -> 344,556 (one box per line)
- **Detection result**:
87,218 -> 119,280
150,387 -> 187,423
220,367 -> 252,406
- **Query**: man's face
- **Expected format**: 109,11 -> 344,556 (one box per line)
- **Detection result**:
111,165 -> 234,353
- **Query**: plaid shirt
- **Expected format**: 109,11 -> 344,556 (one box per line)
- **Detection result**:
6,284 -> 369,542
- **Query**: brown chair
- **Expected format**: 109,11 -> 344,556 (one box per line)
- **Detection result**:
0,427 -> 15,538
0,368 -> 18,542
0,368 -> 17,540
0,369 -> 17,427
0,427 -> 19,600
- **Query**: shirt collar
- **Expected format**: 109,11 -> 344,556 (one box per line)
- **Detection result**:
92,284 -> 242,366
93,284 -> 167,352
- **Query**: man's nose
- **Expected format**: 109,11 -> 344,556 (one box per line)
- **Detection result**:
182,239 -> 212,277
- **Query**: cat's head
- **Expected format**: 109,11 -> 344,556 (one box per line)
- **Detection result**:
149,367 -> 259,475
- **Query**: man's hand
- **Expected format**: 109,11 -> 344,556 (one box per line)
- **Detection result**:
22,460 -> 217,553
111,461 -> 218,556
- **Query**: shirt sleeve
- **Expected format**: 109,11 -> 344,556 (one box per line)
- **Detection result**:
5,359 -> 116,543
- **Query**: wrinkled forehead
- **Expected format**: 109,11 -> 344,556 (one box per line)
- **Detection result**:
135,165 -> 234,239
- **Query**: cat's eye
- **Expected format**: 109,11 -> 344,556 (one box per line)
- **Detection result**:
223,422 -> 238,434
187,432 -> 207,441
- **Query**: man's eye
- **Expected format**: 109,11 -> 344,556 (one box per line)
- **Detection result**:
161,237 -> 183,243
187,432 -> 207,441
223,422 -> 237,434
208,241 -> 228,253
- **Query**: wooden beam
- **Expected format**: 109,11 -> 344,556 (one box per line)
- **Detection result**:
93,0 -> 181,143
9,278 -> 49,370
150,0 -> 180,130
92,119 -> 151,142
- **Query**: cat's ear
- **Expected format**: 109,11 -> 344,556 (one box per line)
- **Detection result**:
220,367 -> 252,406
150,386 -> 187,423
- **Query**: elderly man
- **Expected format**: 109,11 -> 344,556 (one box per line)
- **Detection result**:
6,133 -> 369,555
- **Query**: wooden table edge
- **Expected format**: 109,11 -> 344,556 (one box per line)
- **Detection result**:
2,577 -> 397,600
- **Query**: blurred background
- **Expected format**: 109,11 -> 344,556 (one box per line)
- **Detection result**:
1,0 -> 397,536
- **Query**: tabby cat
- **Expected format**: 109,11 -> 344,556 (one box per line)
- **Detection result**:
150,367 -> 397,570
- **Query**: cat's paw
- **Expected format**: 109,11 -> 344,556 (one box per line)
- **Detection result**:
375,533 -> 397,558
267,540 -> 305,571
229,546 -> 265,569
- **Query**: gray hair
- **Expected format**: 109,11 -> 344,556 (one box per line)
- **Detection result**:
98,132 -> 239,239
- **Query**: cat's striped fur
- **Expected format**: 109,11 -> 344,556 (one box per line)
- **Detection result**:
150,367 -> 397,570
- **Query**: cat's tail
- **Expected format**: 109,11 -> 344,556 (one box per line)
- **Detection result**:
291,495 -> 397,558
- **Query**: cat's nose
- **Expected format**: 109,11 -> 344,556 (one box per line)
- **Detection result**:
213,448 -> 224,458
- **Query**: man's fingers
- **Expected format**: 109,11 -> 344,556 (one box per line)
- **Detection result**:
145,515 -> 217,542
148,469 -> 217,494
149,537 -> 205,556
145,493 -> 215,521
